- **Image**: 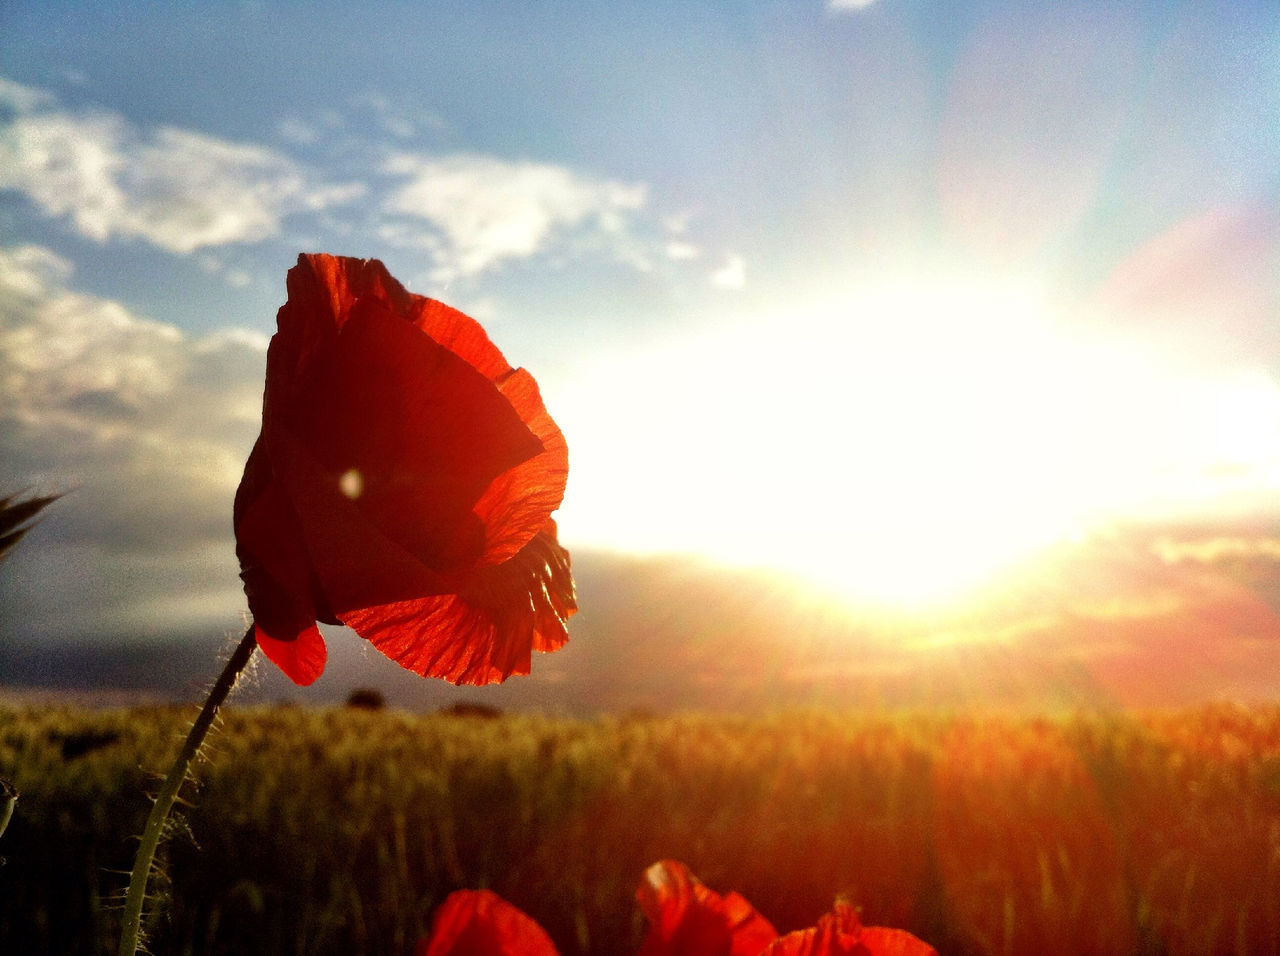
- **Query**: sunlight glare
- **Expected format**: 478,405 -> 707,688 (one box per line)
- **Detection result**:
552,268 -> 1280,610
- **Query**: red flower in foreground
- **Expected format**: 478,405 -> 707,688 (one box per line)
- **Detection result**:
416,863 -> 938,955
415,890 -> 557,956
637,860 -> 779,956
761,903 -> 938,956
234,253 -> 574,686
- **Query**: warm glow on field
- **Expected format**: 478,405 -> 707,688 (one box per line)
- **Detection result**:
555,266 -> 1280,610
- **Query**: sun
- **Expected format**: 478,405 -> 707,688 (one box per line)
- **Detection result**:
553,266 -> 1271,611
696,272 -> 1105,609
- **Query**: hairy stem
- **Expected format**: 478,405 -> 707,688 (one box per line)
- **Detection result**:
118,625 -> 257,956
0,777 -> 16,842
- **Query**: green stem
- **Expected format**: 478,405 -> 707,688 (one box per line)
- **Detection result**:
118,625 -> 257,956
0,777 -> 16,842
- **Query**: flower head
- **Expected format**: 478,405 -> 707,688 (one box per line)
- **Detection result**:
761,903 -> 938,956
234,253 -> 574,685
416,890 -> 558,956
416,863 -> 939,956
637,859 -> 779,956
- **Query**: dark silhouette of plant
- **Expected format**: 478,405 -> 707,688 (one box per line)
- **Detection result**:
345,687 -> 387,710
439,701 -> 504,720
0,492 -> 58,563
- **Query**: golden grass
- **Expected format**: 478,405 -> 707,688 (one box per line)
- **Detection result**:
0,702 -> 1277,955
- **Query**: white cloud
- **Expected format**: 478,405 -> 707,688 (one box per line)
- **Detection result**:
277,117 -> 320,145
665,240 -> 701,261
0,81 -> 360,253
381,152 -> 648,281
0,77 -> 55,113
827,0 -> 880,10
1,81 -> 695,284
710,254 -> 746,289
349,91 -> 448,142
1153,535 -> 1280,565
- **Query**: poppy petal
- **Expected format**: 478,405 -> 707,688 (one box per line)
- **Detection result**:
342,522 -> 576,685
637,860 -> 778,956
233,438 -> 331,682
261,257 -> 358,413
254,623 -> 327,687
265,426 -> 452,612
855,927 -> 939,956
761,903 -> 938,956
282,253 -> 413,338
283,294 -> 545,572
473,368 -> 569,566
407,288 -> 568,563
409,295 -> 515,383
416,889 -> 559,956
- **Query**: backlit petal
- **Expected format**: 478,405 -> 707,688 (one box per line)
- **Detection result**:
473,368 -> 569,565
855,927 -> 939,956
281,253 -> 413,337
233,437 -> 332,681
266,426 -> 452,611
762,903 -> 938,956
342,522 -> 575,684
416,889 -> 559,956
282,294 -> 544,573
254,624 -> 327,687
409,295 -> 514,383
637,860 -> 778,956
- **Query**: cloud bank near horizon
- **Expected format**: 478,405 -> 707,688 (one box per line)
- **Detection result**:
0,244 -> 263,639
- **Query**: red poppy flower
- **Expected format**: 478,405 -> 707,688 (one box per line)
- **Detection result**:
637,859 -> 779,956
415,865 -> 938,956
760,903 -> 938,956
234,253 -> 575,686
415,889 -> 558,956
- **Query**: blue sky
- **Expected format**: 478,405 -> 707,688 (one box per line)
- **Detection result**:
1,0 -> 1279,653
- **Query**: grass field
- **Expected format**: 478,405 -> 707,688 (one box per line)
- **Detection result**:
1,702 -> 1278,955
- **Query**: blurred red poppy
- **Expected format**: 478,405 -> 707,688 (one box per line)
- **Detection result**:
637,859 -> 779,956
761,903 -> 937,956
234,253 -> 574,686
415,889 -> 558,956
416,864 -> 938,955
